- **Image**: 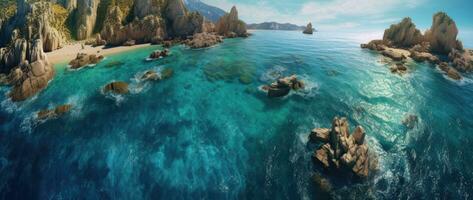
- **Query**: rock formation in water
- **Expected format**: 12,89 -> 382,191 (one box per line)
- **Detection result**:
424,12 -> 462,54
383,17 -> 422,48
361,12 -> 469,78
261,75 -> 304,98
310,117 -> 378,178
68,53 -> 104,69
103,81 -> 129,94
303,22 -> 313,34
185,32 -> 223,48
37,104 -> 73,121
215,6 -> 247,38
149,49 -> 170,59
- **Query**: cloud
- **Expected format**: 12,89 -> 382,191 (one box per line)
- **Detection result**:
301,0 -> 424,22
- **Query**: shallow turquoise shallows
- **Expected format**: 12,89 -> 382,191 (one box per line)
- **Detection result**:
1,31 -> 472,199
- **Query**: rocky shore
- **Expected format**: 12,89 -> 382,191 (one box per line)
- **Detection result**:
261,75 -> 304,98
361,12 -> 472,80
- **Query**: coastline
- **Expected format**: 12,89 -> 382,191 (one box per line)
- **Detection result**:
46,43 -> 158,65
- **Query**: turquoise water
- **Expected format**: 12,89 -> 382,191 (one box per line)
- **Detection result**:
1,30 -> 473,199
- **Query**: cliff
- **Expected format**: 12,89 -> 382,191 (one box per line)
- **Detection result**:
383,17 -> 423,48
425,12 -> 462,54
215,6 -> 247,38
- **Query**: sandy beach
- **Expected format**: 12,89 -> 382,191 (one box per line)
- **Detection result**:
46,43 -> 157,65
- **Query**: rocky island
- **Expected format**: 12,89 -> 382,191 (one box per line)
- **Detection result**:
361,12 -> 472,80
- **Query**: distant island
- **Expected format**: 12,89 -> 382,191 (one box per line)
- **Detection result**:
247,22 -> 307,31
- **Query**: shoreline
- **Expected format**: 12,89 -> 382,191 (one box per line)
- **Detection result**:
46,43 -> 158,65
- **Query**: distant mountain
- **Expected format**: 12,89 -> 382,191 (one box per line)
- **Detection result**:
246,22 -> 306,31
183,0 -> 226,23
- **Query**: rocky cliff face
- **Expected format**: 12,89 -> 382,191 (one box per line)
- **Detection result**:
165,0 -> 204,37
383,17 -> 423,48
75,0 -> 100,40
425,12 -> 462,54
215,6 -> 247,37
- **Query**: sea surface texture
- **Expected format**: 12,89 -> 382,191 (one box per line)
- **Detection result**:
1,31 -> 472,199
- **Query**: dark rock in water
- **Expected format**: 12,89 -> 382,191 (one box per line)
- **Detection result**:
149,49 -> 170,59
37,104 -> 73,121
438,62 -> 462,80
402,114 -> 418,129
303,22 -> 314,34
103,81 -> 129,94
161,68 -> 174,80
186,32 -> 223,49
389,63 -> 408,75
104,61 -> 124,68
262,75 -> 305,98
310,117 -> 378,178
69,53 -> 104,69
141,70 -> 160,81
312,174 -> 332,199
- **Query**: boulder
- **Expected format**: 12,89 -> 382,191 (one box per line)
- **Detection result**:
438,62 -> 462,80
383,17 -> 423,48
141,70 -> 160,81
425,12 -> 461,54
68,53 -> 104,69
186,32 -> 223,49
149,49 -> 170,59
381,48 -> 409,61
37,104 -> 73,121
361,40 -> 388,51
303,22 -> 313,34
262,75 -> 305,98
410,50 -> 440,64
402,114 -> 418,129
215,6 -> 248,37
103,81 -> 129,94
389,63 -> 408,75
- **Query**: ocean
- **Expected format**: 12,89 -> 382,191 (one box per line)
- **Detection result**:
0,30 -> 472,199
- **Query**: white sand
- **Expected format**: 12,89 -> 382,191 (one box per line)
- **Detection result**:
46,43 -> 157,65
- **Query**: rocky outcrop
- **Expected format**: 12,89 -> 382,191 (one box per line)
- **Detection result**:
141,70 -> 160,81
389,63 -> 408,75
425,12 -> 461,54
382,17 -> 423,48
75,0 -> 100,40
185,32 -> 223,48
165,0 -> 204,37
381,47 -> 410,61
68,53 -> 103,69
215,6 -> 247,38
438,62 -> 462,80
410,50 -> 439,64
261,75 -> 304,98
303,22 -> 313,34
310,117 -> 378,178
8,39 -> 55,101
37,104 -> 73,121
149,49 -> 170,59
448,49 -> 473,72
103,81 -> 129,94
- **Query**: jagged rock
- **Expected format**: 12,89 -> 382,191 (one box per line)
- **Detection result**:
438,62 -> 462,80
215,6 -> 247,38
75,0 -> 100,40
361,40 -> 388,51
303,22 -> 313,34
383,17 -> 423,48
381,48 -> 409,61
68,53 -> 103,69
101,6 -> 166,46
103,81 -> 129,94
203,21 -> 216,33
186,32 -> 223,48
166,0 -> 204,37
410,50 -> 439,64
261,75 -> 305,98
389,63 -> 408,75
425,12 -> 460,54
410,42 -> 431,53
310,117 -> 378,178
448,49 -> 473,72
141,70 -> 160,81
37,104 -> 73,121
310,128 -> 330,143
149,49 -> 170,59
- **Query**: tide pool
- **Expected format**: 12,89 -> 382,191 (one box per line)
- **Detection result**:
0,30 -> 472,199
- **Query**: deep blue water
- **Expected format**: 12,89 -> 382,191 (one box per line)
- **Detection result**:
1,30 -> 473,199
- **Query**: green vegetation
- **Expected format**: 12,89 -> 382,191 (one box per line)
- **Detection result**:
51,3 -> 72,41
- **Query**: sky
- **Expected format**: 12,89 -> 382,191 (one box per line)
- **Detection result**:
202,0 -> 473,42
